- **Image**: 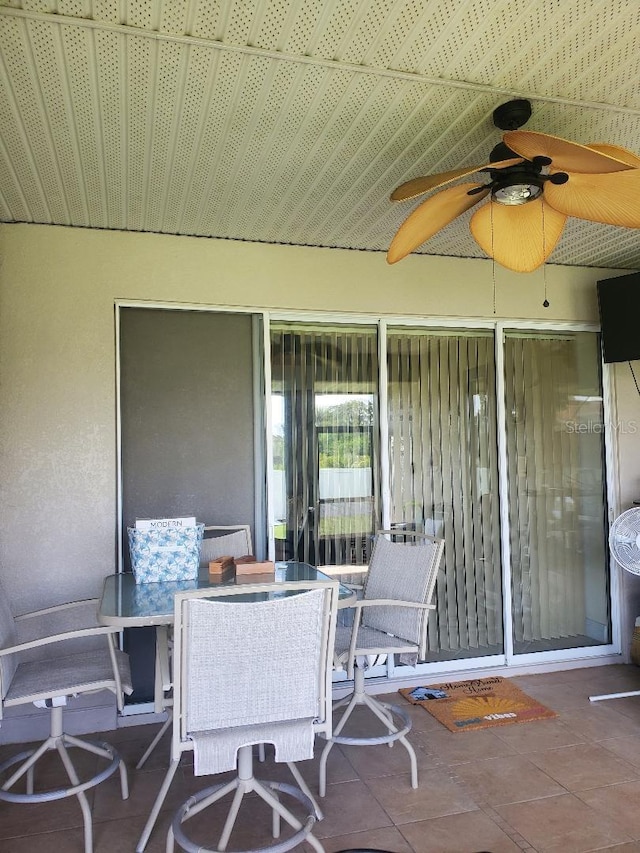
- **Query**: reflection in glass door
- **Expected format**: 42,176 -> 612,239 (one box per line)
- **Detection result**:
503,330 -> 610,654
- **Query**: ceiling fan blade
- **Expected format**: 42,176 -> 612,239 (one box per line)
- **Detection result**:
504,130 -> 633,174
587,143 -> 640,169
470,199 -> 567,273
387,183 -> 489,264
544,168 -> 640,227
390,158 -> 522,202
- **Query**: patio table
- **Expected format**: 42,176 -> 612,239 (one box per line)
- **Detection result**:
98,562 -> 355,712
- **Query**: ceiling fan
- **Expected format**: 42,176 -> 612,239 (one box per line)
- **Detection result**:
387,99 -> 640,273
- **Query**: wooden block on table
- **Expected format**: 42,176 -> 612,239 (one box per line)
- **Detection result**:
235,560 -> 275,576
208,555 -> 235,576
208,565 -> 236,582
236,572 -> 276,584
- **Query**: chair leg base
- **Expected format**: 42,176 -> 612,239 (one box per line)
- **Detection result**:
169,777 -> 322,853
319,683 -> 418,796
0,736 -> 126,803
329,697 -> 413,746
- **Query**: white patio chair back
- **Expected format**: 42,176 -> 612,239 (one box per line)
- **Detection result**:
0,583 -> 132,853
361,531 -> 443,659
318,530 -> 444,798
199,525 -> 253,565
137,579 -> 339,852
173,582 -> 336,752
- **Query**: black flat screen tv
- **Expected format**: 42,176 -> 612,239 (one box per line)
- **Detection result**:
597,272 -> 640,363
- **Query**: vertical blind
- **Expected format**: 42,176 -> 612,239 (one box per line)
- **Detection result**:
504,331 -> 610,652
270,324 -> 379,568
387,329 -> 503,657
269,320 -> 611,665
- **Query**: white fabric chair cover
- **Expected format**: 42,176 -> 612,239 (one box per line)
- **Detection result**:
0,583 -> 133,853
360,535 -> 439,644
319,531 -> 444,798
199,525 -> 253,566
137,580 -> 338,853
184,591 -> 326,774
333,531 -> 444,669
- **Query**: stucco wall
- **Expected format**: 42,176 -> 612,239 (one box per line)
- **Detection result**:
0,222 -> 636,621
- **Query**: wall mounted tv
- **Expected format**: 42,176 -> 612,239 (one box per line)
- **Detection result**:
597,271 -> 640,364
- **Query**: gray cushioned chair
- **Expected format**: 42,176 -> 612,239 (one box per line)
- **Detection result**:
136,524 -> 255,772
0,583 -> 132,853
319,530 -> 444,796
137,578 -> 338,853
199,525 -> 253,566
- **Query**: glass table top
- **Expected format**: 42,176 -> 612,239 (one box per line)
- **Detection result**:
98,562 -> 355,626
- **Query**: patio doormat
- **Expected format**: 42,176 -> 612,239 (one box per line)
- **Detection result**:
399,676 -> 557,732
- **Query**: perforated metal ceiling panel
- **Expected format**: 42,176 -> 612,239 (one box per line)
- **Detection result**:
1,0 -> 639,269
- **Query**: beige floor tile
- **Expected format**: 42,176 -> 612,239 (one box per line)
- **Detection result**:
452,754 -> 566,806
365,767 -> 477,824
492,716 -> 586,753
91,762 -> 190,821
94,810 -> 175,853
600,734 -> 640,769
398,808 -> 524,853
601,695 -> 640,722
527,742 -> 639,791
495,792 -> 633,852
0,827 -> 86,852
558,703 -> 640,741
322,824 -> 414,852
313,779 -> 393,838
0,794 -> 89,841
575,780 -> 640,840
413,726 -> 519,765
338,737 -> 436,781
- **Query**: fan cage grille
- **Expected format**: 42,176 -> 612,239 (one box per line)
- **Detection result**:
609,507 -> 640,576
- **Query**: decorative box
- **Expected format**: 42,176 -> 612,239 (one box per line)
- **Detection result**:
127,523 -> 204,584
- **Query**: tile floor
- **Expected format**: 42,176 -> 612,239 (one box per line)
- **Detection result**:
3,665 -> 640,852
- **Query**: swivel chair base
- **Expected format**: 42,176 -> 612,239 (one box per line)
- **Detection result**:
0,705 -> 129,853
319,665 -> 418,796
167,745 -> 324,853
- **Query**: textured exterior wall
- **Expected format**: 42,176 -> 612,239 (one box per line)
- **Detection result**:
0,223 -> 630,621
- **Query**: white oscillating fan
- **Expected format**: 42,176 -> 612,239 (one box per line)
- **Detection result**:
609,507 -> 640,576
590,506 -> 640,702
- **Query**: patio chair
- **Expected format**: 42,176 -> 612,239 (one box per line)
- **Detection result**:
137,578 -> 339,853
0,584 -> 132,853
136,524 -> 255,770
319,530 -> 444,796
199,525 -> 253,565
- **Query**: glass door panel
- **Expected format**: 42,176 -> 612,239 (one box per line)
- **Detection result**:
270,324 -> 379,571
387,328 -> 503,662
503,330 -> 610,654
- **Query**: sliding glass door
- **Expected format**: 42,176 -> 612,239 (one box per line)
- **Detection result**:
387,328 -> 503,661
270,324 -> 379,569
503,329 -> 610,654
268,317 -> 612,669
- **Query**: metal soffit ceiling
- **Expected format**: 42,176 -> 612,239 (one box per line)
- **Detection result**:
1,0 -> 640,270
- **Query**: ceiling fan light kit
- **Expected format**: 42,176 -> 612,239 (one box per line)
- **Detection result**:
387,99 -> 640,273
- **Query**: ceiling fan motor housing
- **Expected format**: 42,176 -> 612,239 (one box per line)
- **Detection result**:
492,99 -> 532,131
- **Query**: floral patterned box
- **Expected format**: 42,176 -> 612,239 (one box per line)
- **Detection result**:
127,523 -> 204,584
